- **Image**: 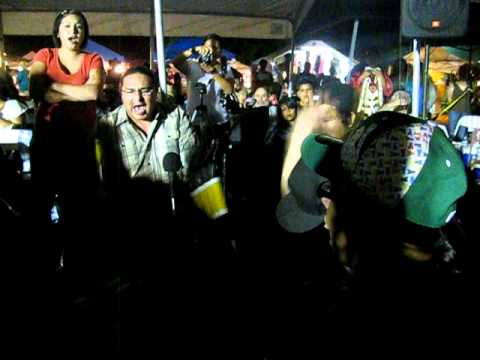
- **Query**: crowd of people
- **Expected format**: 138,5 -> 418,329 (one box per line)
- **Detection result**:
1,9 -> 479,355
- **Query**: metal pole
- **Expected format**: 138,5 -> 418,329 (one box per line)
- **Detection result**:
467,43 -> 473,105
469,43 -> 473,67
433,88 -> 472,120
149,5 -> 155,71
422,44 -> 430,119
347,19 -> 359,83
398,24 -> 403,90
0,12 -> 5,70
411,39 -> 421,117
153,0 -> 167,92
287,36 -> 295,97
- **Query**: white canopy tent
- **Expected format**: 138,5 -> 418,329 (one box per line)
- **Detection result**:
2,11 -> 293,39
0,0 -> 315,90
0,1 -> 314,38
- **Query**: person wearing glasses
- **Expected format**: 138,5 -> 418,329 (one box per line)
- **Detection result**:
96,67 -> 199,291
29,10 -> 105,225
97,66 -> 197,187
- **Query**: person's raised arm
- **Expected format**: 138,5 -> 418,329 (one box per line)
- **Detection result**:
206,63 -> 233,94
351,68 -> 370,89
172,46 -> 201,76
280,105 -> 339,195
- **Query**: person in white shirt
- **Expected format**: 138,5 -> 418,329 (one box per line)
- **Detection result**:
0,70 -> 28,128
172,34 -> 234,126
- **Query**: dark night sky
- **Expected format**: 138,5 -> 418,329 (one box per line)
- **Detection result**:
4,35 -> 289,64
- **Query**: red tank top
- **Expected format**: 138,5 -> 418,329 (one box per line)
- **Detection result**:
33,48 -> 103,131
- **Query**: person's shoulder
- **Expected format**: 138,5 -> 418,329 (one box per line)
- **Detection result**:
162,102 -> 191,128
163,100 -> 187,119
33,48 -> 55,63
99,105 -> 125,126
82,51 -> 104,68
36,48 -> 54,56
81,50 -> 101,59
237,87 -> 248,96
176,105 -> 189,121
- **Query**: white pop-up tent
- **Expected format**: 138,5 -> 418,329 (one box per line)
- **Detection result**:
257,39 -> 355,83
0,0 -> 315,90
0,1 -> 314,38
404,46 -> 468,74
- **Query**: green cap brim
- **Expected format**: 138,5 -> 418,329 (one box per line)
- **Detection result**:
402,127 -> 467,228
301,133 -> 344,171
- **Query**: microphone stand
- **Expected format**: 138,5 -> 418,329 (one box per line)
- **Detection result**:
191,82 -> 208,130
168,172 -> 176,216
433,88 -> 472,121
163,152 -> 181,216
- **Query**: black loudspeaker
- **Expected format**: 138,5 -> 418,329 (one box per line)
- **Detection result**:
401,0 -> 469,39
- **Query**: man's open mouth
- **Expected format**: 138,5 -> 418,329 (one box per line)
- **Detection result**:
132,104 -> 147,115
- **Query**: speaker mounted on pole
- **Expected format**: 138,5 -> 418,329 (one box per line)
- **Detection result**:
401,0 -> 470,39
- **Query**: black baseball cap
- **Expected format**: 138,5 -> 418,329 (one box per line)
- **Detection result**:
276,135 -> 343,233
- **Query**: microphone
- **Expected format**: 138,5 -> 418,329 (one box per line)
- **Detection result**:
163,152 -> 181,216
244,97 -> 256,108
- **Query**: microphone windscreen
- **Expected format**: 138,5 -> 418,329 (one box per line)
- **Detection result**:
163,152 -> 181,172
245,97 -> 256,108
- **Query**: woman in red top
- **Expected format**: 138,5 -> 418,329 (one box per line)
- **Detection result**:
29,10 -> 105,225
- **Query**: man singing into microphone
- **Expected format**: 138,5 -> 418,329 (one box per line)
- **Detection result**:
96,67 -> 203,343
97,65 -> 200,267
97,66 -> 197,188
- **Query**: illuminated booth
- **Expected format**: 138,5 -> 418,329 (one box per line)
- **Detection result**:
258,40 -> 355,84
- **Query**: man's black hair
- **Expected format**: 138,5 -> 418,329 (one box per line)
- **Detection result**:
363,46 -> 382,67
320,82 -> 354,125
120,66 -> 157,88
52,10 -> 89,48
279,95 -> 299,110
270,82 -> 282,99
294,75 -> 316,91
203,33 -> 222,47
252,85 -> 271,96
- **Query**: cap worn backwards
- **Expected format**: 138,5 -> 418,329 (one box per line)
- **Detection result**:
341,111 -> 467,228
276,133 -> 342,233
277,111 -> 468,233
